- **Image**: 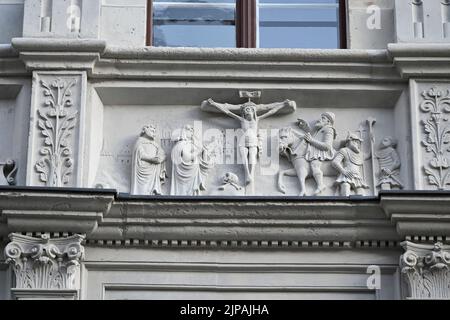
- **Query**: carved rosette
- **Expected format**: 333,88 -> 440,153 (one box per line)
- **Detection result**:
4,233 -> 85,290
401,241 -> 450,299
35,78 -> 78,187
420,87 -> 450,190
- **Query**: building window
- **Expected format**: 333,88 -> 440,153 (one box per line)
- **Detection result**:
146,0 -> 346,48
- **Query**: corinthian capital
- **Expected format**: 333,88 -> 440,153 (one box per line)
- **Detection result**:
4,233 -> 84,290
401,241 -> 450,299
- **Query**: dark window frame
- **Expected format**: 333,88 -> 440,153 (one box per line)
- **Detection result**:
146,0 -> 347,49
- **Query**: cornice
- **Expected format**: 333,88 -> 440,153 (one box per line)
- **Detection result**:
10,38 -> 107,74
388,43 -> 450,79
1,39 -> 402,82
381,191 -> 450,237
0,188 -> 449,248
93,47 -> 400,82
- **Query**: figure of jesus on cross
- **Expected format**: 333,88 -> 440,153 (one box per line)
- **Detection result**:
201,91 -> 296,194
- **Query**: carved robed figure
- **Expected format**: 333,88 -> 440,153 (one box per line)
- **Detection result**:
170,124 -> 215,196
131,125 -> 167,195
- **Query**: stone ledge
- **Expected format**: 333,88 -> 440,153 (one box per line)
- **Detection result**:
11,38 -> 107,73
0,188 -> 449,244
102,46 -> 391,63
0,187 -> 115,235
381,191 -> 450,237
388,43 -> 450,78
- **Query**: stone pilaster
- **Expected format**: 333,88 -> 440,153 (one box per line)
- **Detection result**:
4,233 -> 84,300
401,241 -> 450,299
408,81 -> 450,190
27,71 -> 86,187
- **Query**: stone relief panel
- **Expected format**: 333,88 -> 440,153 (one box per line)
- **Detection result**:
28,72 -> 86,187
419,87 -> 450,190
94,90 -> 399,197
401,241 -> 450,299
4,233 -> 84,290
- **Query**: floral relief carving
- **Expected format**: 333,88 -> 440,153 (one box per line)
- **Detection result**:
4,233 -> 85,290
401,241 -> 450,299
35,79 -> 78,187
420,87 -> 450,190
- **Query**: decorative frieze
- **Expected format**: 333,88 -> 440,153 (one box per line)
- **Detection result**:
420,87 -> 450,190
4,233 -> 84,290
27,71 -> 86,187
35,78 -> 78,187
401,241 -> 450,299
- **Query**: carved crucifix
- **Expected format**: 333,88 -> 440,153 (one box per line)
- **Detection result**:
201,91 -> 296,194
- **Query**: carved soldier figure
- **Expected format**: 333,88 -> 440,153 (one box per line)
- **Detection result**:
332,132 -> 370,196
131,125 -> 167,195
201,92 -> 296,188
170,124 -> 216,196
302,112 -> 336,194
375,136 -> 404,190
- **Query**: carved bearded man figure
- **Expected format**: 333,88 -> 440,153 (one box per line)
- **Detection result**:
303,112 -> 336,194
170,125 -> 215,196
332,132 -> 370,196
131,125 -> 167,195
375,136 -> 403,190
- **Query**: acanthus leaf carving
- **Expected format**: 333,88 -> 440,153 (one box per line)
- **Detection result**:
420,87 -> 450,190
35,79 -> 78,187
401,241 -> 450,299
4,233 -> 85,290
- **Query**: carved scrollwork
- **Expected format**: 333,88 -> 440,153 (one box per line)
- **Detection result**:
420,87 -> 450,190
4,233 -> 85,290
35,79 -> 78,187
401,241 -> 450,299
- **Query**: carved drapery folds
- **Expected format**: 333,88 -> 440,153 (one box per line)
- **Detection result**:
420,87 -> 450,190
4,233 -> 84,290
401,241 -> 450,299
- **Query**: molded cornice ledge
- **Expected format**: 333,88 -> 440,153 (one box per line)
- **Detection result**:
94,47 -> 401,82
380,191 -> 450,238
0,44 -> 26,76
11,38 -> 107,74
388,43 -> 450,79
0,187 -> 115,235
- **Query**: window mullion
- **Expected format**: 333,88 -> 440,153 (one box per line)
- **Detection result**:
236,0 -> 257,48
146,0 -> 153,46
339,0 -> 347,49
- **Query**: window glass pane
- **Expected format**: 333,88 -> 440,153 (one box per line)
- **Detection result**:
258,0 -> 340,48
153,0 -> 236,47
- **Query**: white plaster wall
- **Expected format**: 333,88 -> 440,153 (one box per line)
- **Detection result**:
100,0 -> 146,46
82,247 -> 402,300
85,85 -> 104,187
394,89 -> 413,190
0,79 -> 31,186
0,0 -> 24,44
0,266 -> 7,300
347,0 -> 395,49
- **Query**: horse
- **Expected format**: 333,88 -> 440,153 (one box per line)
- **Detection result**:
278,127 -> 336,196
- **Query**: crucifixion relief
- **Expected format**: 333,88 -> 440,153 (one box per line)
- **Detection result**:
201,91 -> 296,194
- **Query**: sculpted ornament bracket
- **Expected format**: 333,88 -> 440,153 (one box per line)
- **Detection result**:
35,79 -> 78,187
401,241 -> 450,299
4,233 -> 85,290
420,87 -> 450,190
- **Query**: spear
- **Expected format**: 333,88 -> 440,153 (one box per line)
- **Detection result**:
366,117 -> 377,195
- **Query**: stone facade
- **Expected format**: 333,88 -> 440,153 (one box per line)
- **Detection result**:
0,0 -> 449,299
